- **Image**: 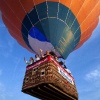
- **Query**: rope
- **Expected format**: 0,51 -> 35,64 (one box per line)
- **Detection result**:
73,1 -> 99,47
19,0 -> 40,54
19,0 -> 33,26
3,0 -> 29,40
55,0 -> 99,51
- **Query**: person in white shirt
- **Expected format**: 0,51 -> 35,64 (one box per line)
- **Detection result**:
24,57 -> 34,65
35,54 -> 40,61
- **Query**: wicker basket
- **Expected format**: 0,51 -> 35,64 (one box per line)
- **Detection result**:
22,56 -> 78,100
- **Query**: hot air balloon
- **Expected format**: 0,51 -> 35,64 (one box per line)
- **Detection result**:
0,0 -> 99,59
0,0 -> 100,100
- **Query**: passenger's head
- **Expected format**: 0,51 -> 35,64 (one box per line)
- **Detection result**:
46,51 -> 50,55
50,51 -> 56,57
30,57 -> 34,61
55,56 -> 58,60
35,54 -> 39,58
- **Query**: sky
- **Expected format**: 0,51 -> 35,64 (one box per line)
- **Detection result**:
0,12 -> 100,100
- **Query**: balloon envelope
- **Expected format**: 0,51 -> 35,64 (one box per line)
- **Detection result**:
0,0 -> 100,59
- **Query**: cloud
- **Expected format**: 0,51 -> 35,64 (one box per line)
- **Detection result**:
79,67 -> 100,100
0,82 -> 6,100
0,83 -> 5,91
0,32 -> 15,58
7,38 -> 15,53
85,69 -> 100,80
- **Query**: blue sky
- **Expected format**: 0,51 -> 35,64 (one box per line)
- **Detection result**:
0,12 -> 100,100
